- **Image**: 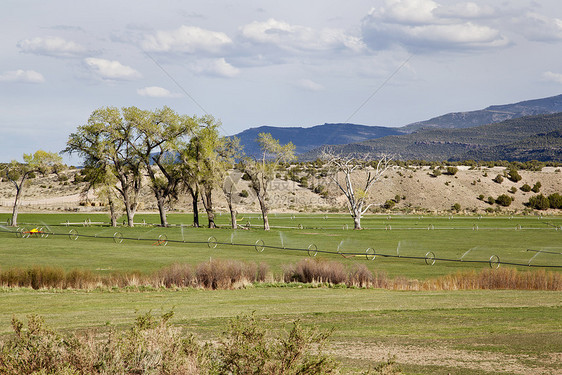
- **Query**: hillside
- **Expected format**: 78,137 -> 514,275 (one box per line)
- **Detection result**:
1,165 -> 561,215
401,94 -> 562,132
301,113 -> 562,161
232,123 -> 403,157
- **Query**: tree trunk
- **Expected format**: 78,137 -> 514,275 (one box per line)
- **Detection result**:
201,185 -> 216,229
227,199 -> 237,229
10,178 -> 25,227
353,214 -> 362,230
257,193 -> 270,231
108,194 -> 117,227
189,186 -> 200,228
156,193 -> 168,227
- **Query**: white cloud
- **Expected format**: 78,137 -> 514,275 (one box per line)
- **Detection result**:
434,2 -> 496,20
543,71 -> 562,84
240,18 -> 365,53
142,25 -> 232,53
515,13 -> 562,42
137,86 -> 181,98
362,0 -> 509,52
84,58 -> 141,80
0,69 -> 45,83
296,79 -> 324,91
17,36 -> 87,57
190,58 -> 240,78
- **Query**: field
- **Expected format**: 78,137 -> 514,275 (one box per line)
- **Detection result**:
1,212 -> 561,374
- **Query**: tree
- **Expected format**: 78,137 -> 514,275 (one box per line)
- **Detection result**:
507,169 -> 522,182
2,150 -> 62,226
322,152 -> 391,230
548,193 -> 562,209
241,133 -> 295,231
65,107 -> 143,227
526,194 -> 550,210
495,194 -> 512,207
122,106 -> 195,227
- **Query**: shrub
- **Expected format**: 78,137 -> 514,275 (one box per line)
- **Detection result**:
239,189 -> 249,198
507,169 -> 522,182
446,166 -> 458,175
495,194 -> 512,207
548,193 -> 562,209
532,181 -> 542,193
493,174 -> 504,184
394,194 -> 401,203
431,169 -> 442,177
452,203 -> 461,212
478,194 -> 485,201
284,259 -> 347,285
526,194 -> 550,210
508,186 -> 517,194
383,200 -> 395,209
520,184 -> 531,192
487,196 -> 495,205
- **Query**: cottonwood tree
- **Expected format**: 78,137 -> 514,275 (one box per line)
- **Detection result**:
65,107 -> 143,227
2,150 -> 62,227
123,106 -> 195,227
80,165 -> 120,227
322,151 -> 391,230
242,133 -> 295,231
180,116 -> 238,228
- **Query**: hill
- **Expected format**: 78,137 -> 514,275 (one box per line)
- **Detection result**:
301,113 -> 562,161
401,94 -> 562,132
231,123 -> 403,157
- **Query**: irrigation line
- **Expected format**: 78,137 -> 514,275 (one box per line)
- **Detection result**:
2,227 -> 561,269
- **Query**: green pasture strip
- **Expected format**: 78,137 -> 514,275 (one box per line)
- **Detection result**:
1,214 -> 561,279
0,289 -> 559,353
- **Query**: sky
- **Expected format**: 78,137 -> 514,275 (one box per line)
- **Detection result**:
1,0 -> 562,164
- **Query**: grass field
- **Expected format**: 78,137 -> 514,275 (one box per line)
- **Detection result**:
1,212 -> 561,374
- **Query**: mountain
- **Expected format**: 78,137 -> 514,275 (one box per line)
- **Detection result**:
301,113 -> 562,161
401,94 -> 562,132
232,123 -> 403,157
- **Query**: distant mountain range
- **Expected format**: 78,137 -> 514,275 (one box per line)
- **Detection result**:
233,124 -> 402,156
231,94 -> 562,161
302,113 -> 562,161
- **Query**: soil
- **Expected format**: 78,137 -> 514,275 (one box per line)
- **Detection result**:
1,166 -> 561,215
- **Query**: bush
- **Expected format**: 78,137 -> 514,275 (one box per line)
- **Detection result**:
508,186 -> 517,194
495,194 -> 512,207
526,194 -> 550,210
507,169 -> 522,182
452,203 -> 461,212
532,181 -> 542,193
383,199 -> 395,209
431,169 -> 442,177
493,174 -> 504,184
478,194 -> 485,201
520,184 -> 531,192
487,196 -> 495,205
548,193 -> 562,209
239,189 -> 249,198
446,166 -> 458,175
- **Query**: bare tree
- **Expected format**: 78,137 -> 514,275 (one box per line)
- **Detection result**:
322,151 -> 391,230
242,133 -> 295,231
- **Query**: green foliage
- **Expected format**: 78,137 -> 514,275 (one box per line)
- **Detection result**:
493,174 -> 504,184
507,169 -> 522,182
451,203 -> 461,212
520,184 -> 532,192
431,168 -> 442,177
487,196 -> 495,205
495,194 -> 513,207
531,181 -> 542,193
508,186 -> 517,194
445,166 -> 458,175
526,194 -> 550,210
239,190 -> 249,198
478,194 -> 485,200
383,200 -> 396,209
548,193 -> 562,209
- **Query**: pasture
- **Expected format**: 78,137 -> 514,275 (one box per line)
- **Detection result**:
0,212 -> 561,374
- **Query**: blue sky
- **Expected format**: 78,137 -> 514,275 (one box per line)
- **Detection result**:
1,0 -> 562,164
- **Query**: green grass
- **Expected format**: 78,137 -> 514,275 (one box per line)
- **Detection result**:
0,288 -> 560,374
0,213 -> 561,374
1,213 -> 561,279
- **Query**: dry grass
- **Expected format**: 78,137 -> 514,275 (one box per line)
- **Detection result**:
0,262 -> 559,291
